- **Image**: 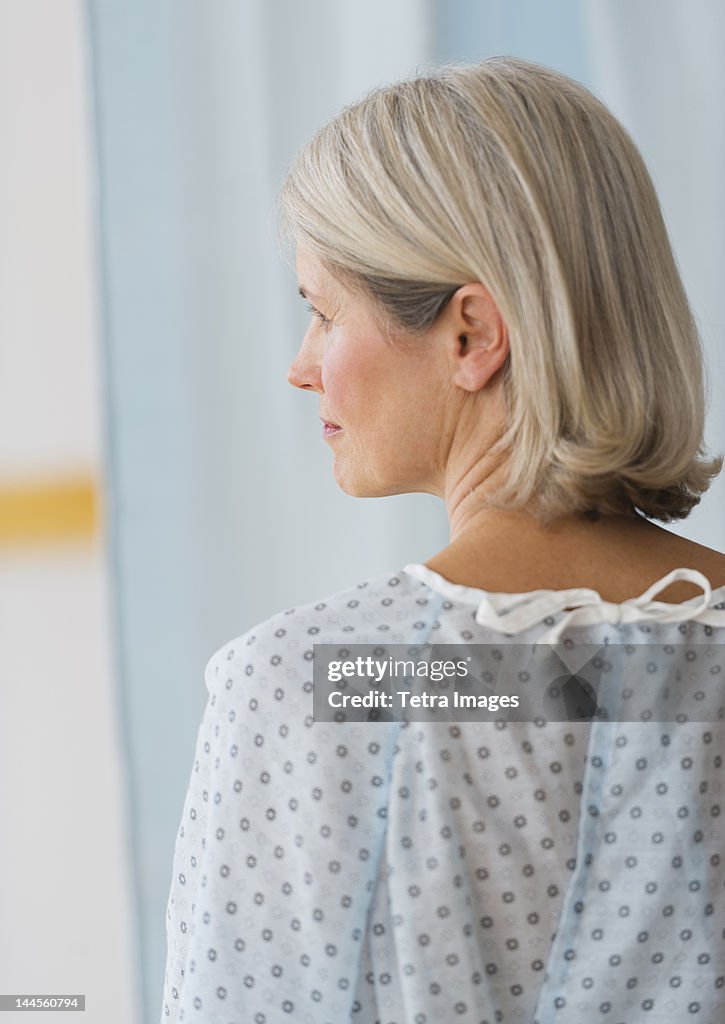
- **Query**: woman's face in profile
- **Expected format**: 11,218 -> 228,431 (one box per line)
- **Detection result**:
288,246 -> 457,499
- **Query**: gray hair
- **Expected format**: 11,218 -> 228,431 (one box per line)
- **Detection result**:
278,56 -> 722,526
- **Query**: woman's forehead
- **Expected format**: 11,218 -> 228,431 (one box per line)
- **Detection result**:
296,246 -> 348,305
295,243 -> 320,277
295,246 -> 325,293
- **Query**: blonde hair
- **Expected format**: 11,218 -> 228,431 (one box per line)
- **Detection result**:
277,56 -> 723,526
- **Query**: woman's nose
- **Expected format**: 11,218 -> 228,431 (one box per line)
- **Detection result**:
287,359 -> 319,391
287,342 -> 323,392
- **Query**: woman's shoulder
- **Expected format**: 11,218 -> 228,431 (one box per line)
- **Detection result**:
203,565 -> 440,691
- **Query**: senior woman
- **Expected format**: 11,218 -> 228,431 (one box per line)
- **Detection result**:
161,58 -> 725,1023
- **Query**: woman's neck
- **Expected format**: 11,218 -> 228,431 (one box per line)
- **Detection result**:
423,509 -> 725,603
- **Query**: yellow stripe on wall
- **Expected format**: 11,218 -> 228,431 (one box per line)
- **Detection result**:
0,476 -> 99,546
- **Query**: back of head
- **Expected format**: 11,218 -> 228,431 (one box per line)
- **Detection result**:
278,57 -> 723,526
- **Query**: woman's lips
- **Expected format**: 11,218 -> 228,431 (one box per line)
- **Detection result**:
322,421 -> 343,437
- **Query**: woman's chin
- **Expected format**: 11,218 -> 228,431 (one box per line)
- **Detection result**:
337,480 -> 404,499
333,466 -> 394,498
335,478 -> 377,498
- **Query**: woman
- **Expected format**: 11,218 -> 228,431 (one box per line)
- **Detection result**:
161,57 -> 725,1023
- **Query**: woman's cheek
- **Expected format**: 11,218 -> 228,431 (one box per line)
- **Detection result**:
320,349 -> 349,412
321,343 -> 367,412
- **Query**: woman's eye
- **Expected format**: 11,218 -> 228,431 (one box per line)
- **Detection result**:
306,302 -> 333,331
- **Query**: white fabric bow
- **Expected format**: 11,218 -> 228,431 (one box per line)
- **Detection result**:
474,567 -> 725,645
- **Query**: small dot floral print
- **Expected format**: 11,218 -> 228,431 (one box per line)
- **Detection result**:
161,566 -> 725,1023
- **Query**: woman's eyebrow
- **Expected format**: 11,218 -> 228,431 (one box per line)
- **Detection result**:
297,284 -> 322,302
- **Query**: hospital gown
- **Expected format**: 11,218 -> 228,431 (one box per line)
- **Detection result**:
161,562 -> 725,1024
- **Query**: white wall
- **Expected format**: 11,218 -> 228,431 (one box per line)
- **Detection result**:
0,1 -> 140,1020
0,1 -> 99,475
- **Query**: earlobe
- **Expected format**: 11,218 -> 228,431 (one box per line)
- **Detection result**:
452,331 -> 501,392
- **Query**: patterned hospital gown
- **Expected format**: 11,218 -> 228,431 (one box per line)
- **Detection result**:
161,562 -> 725,1024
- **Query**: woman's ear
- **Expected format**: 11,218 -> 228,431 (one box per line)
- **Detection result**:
446,283 -> 509,392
